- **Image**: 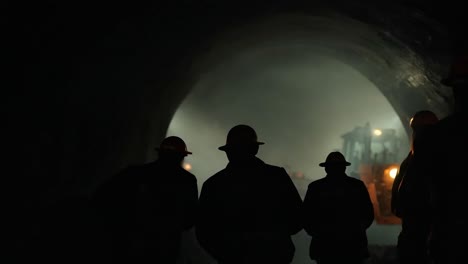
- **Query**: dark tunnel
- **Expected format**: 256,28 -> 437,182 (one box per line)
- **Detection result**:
6,0 -> 467,263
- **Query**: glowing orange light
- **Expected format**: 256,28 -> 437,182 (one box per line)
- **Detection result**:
389,168 -> 398,179
373,129 -> 383,136
183,163 -> 192,171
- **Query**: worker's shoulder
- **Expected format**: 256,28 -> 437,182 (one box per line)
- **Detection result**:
307,177 -> 327,189
263,163 -> 288,174
203,168 -> 227,186
110,164 -> 142,180
136,162 -> 197,181
179,167 -> 197,182
345,175 -> 366,186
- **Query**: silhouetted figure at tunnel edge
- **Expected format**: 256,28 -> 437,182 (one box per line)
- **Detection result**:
90,136 -> 198,264
418,54 -> 468,264
302,151 -> 374,264
391,110 -> 439,264
195,124 -> 303,264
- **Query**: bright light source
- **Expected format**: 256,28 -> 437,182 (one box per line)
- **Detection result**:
183,163 -> 192,171
373,129 -> 383,136
389,168 -> 398,179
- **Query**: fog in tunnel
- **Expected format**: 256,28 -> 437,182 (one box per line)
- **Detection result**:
167,47 -> 408,263
8,0 -> 468,263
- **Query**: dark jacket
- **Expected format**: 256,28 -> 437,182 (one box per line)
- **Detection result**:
420,114 -> 468,260
302,173 -> 374,260
91,160 -> 198,262
391,150 -> 432,221
195,157 -> 302,263
391,151 -> 410,218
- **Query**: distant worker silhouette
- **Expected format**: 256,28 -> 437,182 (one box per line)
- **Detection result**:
302,151 -> 374,264
391,110 -> 439,264
421,54 -> 468,264
195,124 -> 302,264
91,136 -> 198,264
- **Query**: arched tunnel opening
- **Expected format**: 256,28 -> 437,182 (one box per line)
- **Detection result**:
7,1 -> 466,263
163,15 -> 427,263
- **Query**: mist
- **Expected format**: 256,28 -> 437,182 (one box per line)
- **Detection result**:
168,47 -> 408,263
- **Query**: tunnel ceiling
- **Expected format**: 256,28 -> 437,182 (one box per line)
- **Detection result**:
8,0 -> 466,197
189,13 -> 452,134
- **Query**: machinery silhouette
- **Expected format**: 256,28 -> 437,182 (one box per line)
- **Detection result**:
341,122 -> 403,225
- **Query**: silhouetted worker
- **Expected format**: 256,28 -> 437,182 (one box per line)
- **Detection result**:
91,136 -> 198,264
195,124 -> 302,264
422,54 -> 468,264
391,110 -> 439,264
302,151 -> 374,264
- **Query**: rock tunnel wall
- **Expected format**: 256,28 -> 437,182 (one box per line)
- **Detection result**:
7,0 -> 466,209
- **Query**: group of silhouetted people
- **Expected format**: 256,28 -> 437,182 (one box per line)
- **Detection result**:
91,124 -> 374,264
90,54 -> 467,264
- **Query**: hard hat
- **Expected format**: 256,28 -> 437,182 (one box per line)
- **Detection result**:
319,151 -> 351,167
155,136 -> 192,156
409,110 -> 439,129
441,55 -> 468,87
218,124 -> 265,151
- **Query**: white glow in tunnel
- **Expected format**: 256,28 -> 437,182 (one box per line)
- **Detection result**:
168,52 -> 408,187
389,168 -> 399,179
167,50 -> 409,263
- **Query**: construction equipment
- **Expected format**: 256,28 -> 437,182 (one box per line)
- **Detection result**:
341,122 -> 403,224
